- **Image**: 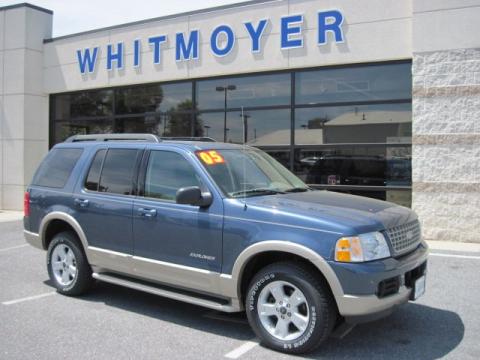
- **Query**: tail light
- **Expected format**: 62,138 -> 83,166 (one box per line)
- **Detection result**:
24,192 -> 30,217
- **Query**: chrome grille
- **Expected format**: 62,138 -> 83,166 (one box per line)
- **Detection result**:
386,220 -> 422,255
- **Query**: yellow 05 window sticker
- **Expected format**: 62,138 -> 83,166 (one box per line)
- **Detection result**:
196,150 -> 225,165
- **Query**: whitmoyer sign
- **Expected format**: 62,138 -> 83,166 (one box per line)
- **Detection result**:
76,10 -> 345,74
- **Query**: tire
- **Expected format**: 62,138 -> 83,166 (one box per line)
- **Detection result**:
245,262 -> 337,354
47,231 -> 93,296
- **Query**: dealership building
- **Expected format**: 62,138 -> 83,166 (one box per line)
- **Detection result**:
0,0 -> 479,242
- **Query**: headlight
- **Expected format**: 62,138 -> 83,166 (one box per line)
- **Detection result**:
335,232 -> 390,262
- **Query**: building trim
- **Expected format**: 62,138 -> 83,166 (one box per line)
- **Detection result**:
0,2 -> 53,15
413,182 -> 480,193
413,134 -> 480,145
413,85 -> 480,97
43,0 -> 278,43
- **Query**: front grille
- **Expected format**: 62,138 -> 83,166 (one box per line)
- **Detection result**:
386,220 -> 422,256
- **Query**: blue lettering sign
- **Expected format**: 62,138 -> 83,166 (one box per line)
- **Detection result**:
76,11 -> 346,75
133,39 -> 141,67
318,10 -> 344,45
176,31 -> 199,61
211,25 -> 235,57
148,35 -> 167,64
107,43 -> 124,70
281,15 -> 303,49
244,19 -> 268,53
76,47 -> 99,74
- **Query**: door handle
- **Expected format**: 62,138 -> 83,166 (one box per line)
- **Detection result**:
137,208 -> 157,218
74,198 -> 89,208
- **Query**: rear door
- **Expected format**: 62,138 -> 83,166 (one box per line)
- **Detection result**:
73,145 -> 143,273
132,148 -> 224,293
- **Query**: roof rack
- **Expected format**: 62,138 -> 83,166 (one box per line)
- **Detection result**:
159,136 -> 216,142
65,134 -> 161,143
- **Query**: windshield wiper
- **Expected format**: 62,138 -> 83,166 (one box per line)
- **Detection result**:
231,188 -> 286,197
284,187 -> 311,193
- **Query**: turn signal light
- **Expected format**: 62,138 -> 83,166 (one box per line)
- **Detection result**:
335,237 -> 363,262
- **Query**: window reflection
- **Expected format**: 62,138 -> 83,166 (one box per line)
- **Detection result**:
197,109 -> 291,145
197,74 -> 290,110
296,63 -> 411,105
55,90 -> 113,120
294,145 -> 412,187
295,104 -> 412,144
115,113 -> 193,137
115,82 -> 192,115
54,119 -> 113,143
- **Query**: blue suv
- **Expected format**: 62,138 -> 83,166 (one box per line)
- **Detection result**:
24,134 -> 428,354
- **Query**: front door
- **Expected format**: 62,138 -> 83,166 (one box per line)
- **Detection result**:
132,149 -> 224,293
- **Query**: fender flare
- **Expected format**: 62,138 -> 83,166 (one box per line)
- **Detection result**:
227,240 -> 344,305
39,211 -> 90,254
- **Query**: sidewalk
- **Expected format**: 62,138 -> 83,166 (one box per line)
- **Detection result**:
0,211 -> 24,223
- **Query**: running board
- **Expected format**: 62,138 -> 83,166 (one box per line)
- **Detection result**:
92,272 -> 238,313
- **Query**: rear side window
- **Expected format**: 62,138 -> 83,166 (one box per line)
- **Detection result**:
85,149 -> 140,195
85,149 -> 106,191
32,148 -> 83,188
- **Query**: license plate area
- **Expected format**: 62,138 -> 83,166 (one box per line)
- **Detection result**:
411,275 -> 426,300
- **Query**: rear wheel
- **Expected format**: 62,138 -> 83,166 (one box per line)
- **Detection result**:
47,231 -> 92,295
246,262 -> 336,354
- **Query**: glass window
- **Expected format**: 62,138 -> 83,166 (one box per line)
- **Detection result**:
295,104 -> 411,144
296,63 -> 411,105
98,149 -> 140,195
198,149 -> 307,197
197,109 -> 291,145
54,119 -> 114,143
115,82 -> 192,115
85,150 -> 106,191
197,74 -> 290,110
144,151 -> 201,201
293,145 -> 412,187
54,90 -> 113,120
115,113 -> 194,137
32,148 -> 83,188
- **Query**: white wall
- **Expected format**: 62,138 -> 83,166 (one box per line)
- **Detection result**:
0,5 -> 52,210
43,0 -> 413,93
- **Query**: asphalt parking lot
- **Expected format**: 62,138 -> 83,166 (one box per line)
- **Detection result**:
1,219 -> 479,360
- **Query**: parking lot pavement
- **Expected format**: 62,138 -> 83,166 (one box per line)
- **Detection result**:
1,220 -> 479,360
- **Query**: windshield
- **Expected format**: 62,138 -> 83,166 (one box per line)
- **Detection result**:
197,149 -> 309,198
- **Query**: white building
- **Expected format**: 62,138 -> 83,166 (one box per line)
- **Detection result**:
0,0 -> 479,242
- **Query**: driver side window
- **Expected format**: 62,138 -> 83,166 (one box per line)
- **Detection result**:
144,151 -> 201,201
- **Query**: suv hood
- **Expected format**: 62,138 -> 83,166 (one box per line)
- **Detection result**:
243,190 -> 417,234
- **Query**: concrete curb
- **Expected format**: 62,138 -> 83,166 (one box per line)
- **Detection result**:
0,211 -> 24,223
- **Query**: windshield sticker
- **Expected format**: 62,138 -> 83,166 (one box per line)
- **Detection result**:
197,150 -> 225,165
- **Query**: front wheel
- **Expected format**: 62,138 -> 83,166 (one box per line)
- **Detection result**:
245,262 -> 337,354
47,231 -> 93,296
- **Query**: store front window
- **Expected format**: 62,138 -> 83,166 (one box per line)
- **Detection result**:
50,61 -> 412,206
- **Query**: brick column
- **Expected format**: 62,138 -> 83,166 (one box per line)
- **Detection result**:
412,2 -> 480,242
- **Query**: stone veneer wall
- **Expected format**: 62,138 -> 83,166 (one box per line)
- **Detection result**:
412,48 -> 480,243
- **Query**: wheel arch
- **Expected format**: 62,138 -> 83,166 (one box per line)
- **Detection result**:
40,212 -> 89,254
230,241 -> 344,309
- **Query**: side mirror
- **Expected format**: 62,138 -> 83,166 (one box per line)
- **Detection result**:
176,186 -> 213,207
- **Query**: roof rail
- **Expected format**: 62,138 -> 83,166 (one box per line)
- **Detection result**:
64,134 -> 161,143
159,136 -> 216,142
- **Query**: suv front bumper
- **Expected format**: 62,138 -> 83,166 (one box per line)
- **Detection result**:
329,242 -> 428,323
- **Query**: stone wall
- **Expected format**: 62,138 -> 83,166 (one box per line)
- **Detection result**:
412,48 -> 480,242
